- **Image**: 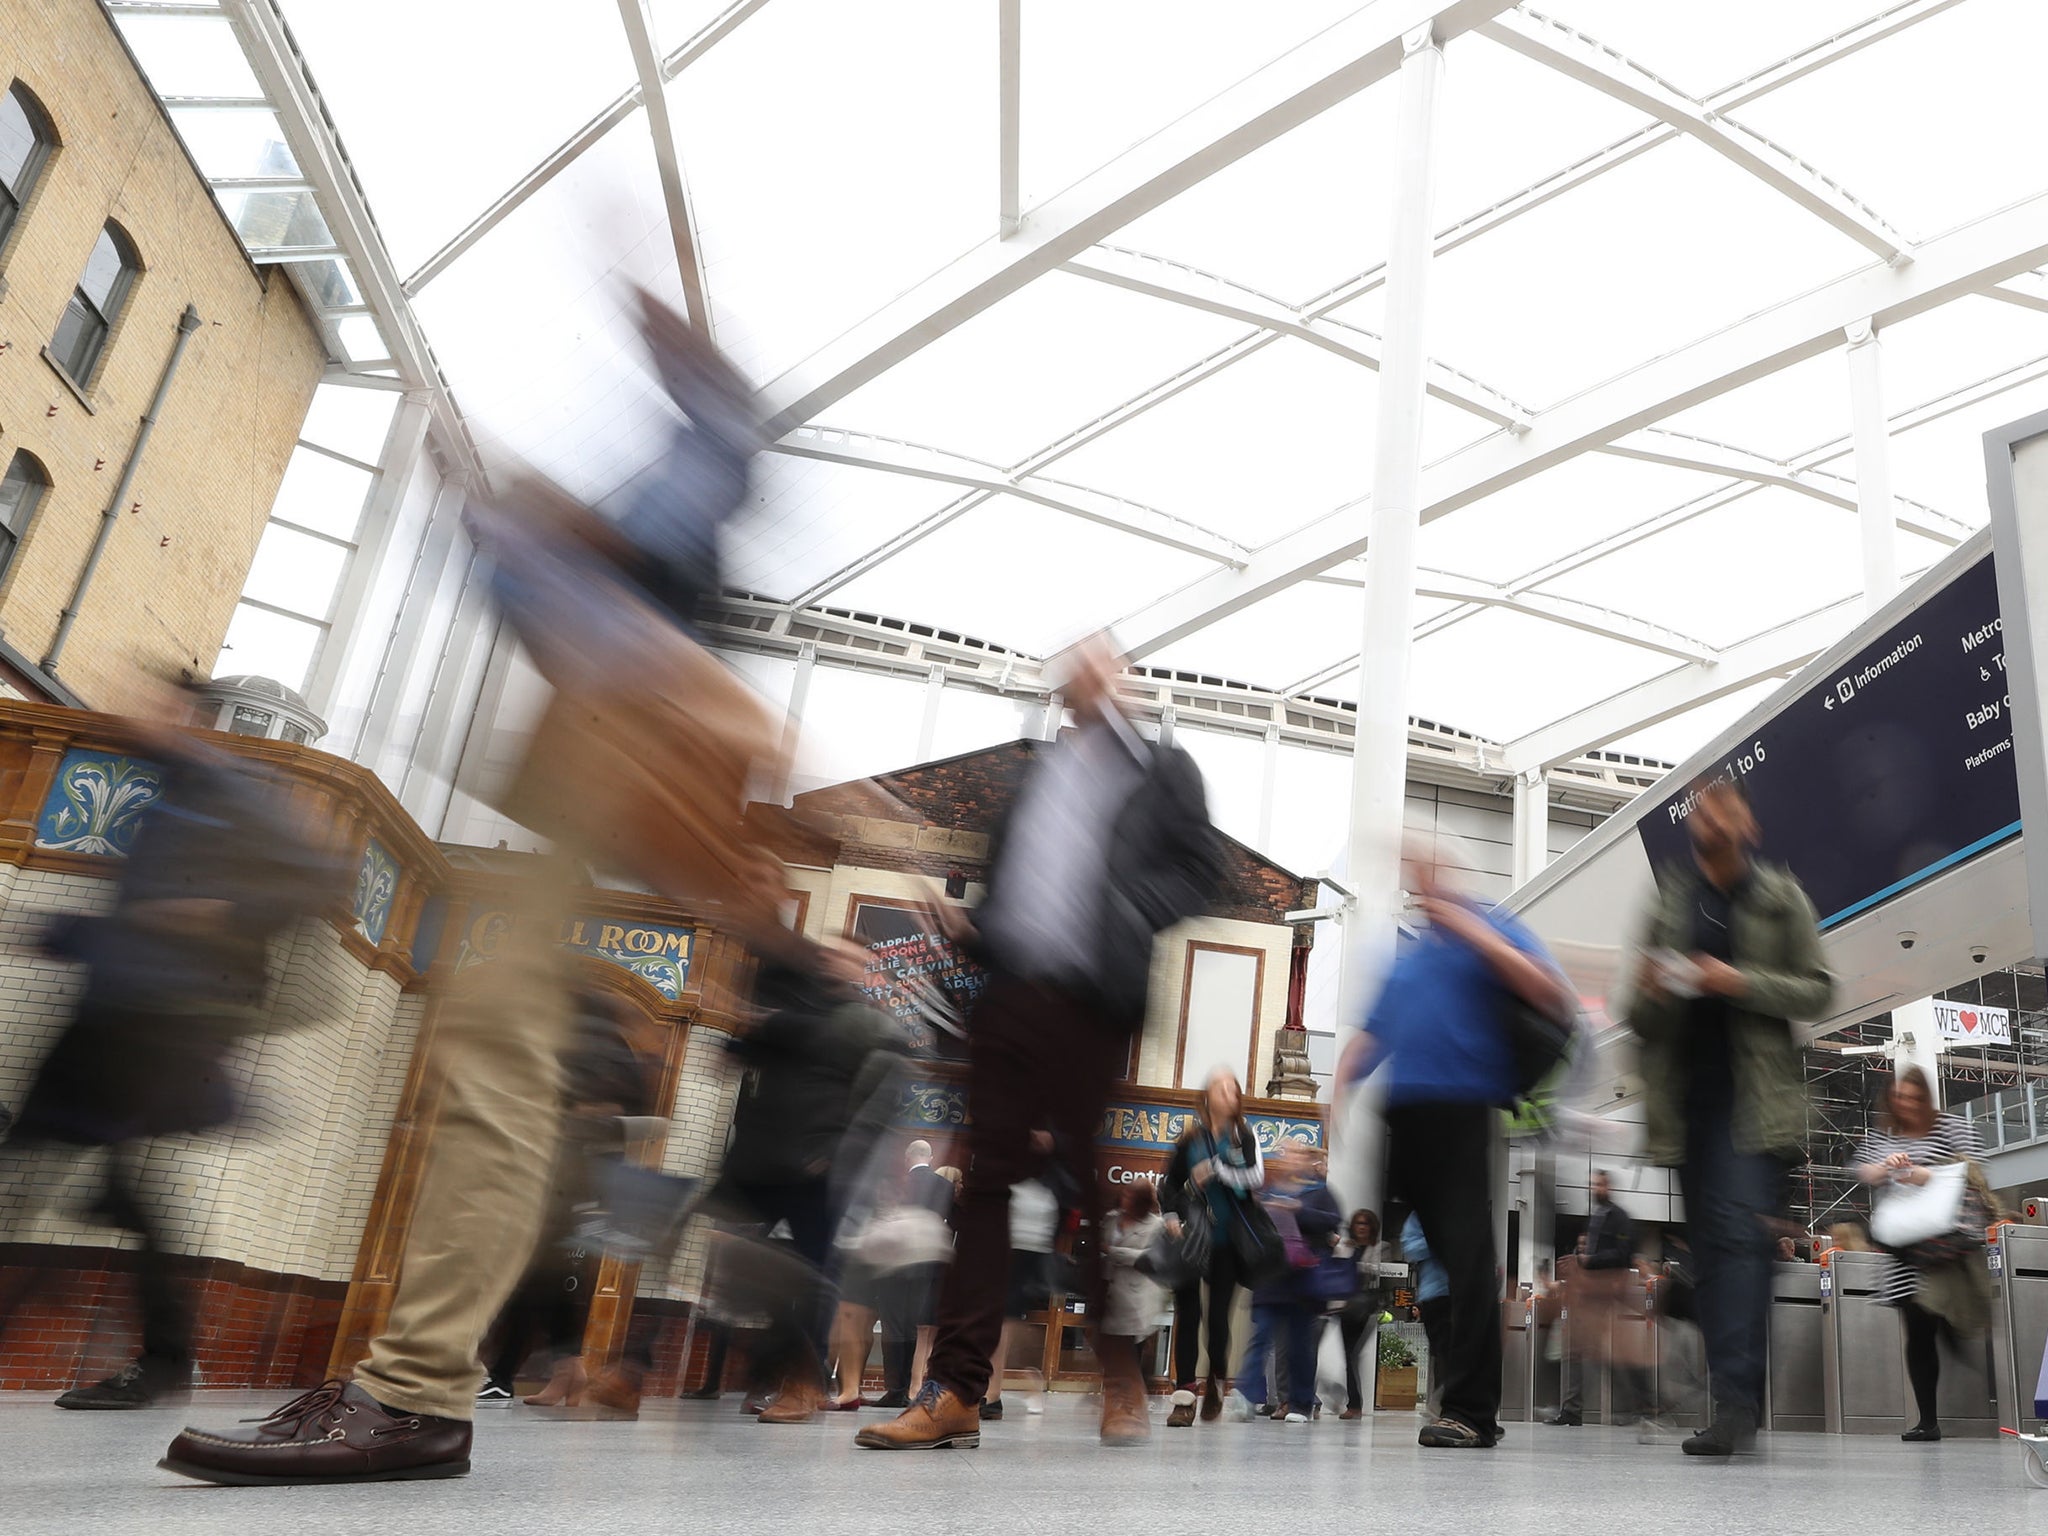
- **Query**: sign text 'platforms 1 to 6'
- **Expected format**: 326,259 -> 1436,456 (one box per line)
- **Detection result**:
1638,553 -> 2020,930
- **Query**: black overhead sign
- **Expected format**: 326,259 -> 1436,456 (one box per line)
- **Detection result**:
1638,553 -> 2021,929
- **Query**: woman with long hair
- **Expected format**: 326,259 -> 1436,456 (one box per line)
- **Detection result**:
1851,1066 -> 1993,1443
1161,1066 -> 1265,1427
1336,1209 -> 1394,1420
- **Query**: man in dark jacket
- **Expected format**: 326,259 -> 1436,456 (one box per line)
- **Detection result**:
1550,1170 -> 1645,1426
858,635 -> 1221,1451
709,941 -> 907,1424
1626,775 -> 1832,1458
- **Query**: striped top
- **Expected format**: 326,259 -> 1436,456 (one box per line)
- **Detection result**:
1854,1113 -> 1980,1305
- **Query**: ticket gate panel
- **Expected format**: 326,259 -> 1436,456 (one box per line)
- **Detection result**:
1768,1263 -> 1825,1432
1821,1249 -> 2000,1436
1989,1225 -> 2048,1429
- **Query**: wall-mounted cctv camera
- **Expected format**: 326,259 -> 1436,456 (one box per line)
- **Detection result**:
1897,931 -> 1918,951
1970,943 -> 1990,965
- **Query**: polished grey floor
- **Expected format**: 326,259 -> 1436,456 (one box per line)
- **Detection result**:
5,1389 -> 2045,1535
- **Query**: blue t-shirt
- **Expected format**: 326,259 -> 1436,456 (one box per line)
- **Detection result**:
1364,901 -> 1552,1108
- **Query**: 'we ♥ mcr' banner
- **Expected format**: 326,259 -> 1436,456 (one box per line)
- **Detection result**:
1933,997 -> 2012,1045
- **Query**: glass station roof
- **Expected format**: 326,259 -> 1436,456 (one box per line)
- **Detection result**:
108,0 -> 2048,770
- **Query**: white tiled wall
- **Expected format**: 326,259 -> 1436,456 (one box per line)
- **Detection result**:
641,1021 -> 743,1303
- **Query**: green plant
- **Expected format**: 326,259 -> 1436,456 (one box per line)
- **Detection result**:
1378,1330 -> 1416,1370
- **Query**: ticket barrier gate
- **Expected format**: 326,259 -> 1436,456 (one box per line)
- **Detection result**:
1988,1224 -> 2048,1430
1766,1263 -> 1825,1433
1820,1249 -> 1998,1437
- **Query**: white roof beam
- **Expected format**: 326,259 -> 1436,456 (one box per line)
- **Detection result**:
1481,8 -> 1910,265
1601,427 -> 1965,543
1500,594 -> 1872,771
1064,244 -> 1531,430
755,0 -> 1521,434
1113,186 -> 2048,659
1985,271 -> 2048,316
616,0 -> 710,331
769,428 -> 1247,565
402,0 -> 768,297
998,0 -> 1021,238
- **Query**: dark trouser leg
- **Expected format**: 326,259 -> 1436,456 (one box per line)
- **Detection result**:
1241,1303 -> 1277,1404
1174,1283 -> 1204,1387
1283,1305 -> 1321,1413
925,979 -> 1125,1405
1678,1109 -> 1780,1420
1205,1249 -> 1241,1385
1387,1103 -> 1502,1435
698,1320 -> 731,1392
729,1179 -> 839,1370
100,1159 -> 189,1368
1902,1301 -> 1941,1428
1418,1295 -> 1451,1416
1341,1308 -> 1371,1409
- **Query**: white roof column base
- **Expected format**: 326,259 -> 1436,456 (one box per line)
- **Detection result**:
398,580 -> 500,835
1889,999 -> 1948,1108
354,476 -> 470,779
1332,26 -> 1444,1218
1845,320 -> 1901,615
1512,767 -> 1550,890
301,394 -> 432,721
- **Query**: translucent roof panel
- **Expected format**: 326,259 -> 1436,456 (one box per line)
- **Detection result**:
1733,0 -> 2048,242
723,452 -> 969,599
1404,606 -> 1675,745
299,384 -> 398,464
1017,1 -> 1361,210
118,14 -> 262,100
671,0 -> 994,385
275,0 -> 639,275
825,270 -> 1250,469
829,494 -> 1216,657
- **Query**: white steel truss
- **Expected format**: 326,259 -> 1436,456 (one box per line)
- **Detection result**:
615,0 -> 712,331
1481,8 -> 1911,264
754,0 -> 1522,434
1113,184 -> 2048,660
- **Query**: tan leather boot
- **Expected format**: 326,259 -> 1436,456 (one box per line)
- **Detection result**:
758,1373 -> 823,1425
854,1381 -> 981,1450
523,1356 -> 587,1407
1097,1335 -> 1151,1447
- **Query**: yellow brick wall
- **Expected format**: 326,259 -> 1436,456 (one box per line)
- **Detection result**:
0,0 -> 325,712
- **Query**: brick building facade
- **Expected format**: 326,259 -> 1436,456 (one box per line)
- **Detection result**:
0,0 -> 325,712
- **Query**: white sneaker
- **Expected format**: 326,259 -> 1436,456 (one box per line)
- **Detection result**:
1284,1411 -> 1309,1424
1222,1390 -> 1256,1422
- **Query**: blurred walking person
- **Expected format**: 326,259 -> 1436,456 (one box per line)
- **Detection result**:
1626,775 -> 1831,1458
160,292 -> 806,1486
1400,1212 -> 1452,1420
1549,1170 -> 1648,1426
1102,1183 -> 1169,1362
7,721 -> 346,1410
982,1166 -> 1059,1420
1164,1067 -> 1266,1427
857,635 -> 1220,1450
868,1140 -> 954,1407
1336,1211 -> 1394,1420
1851,1066 -> 1995,1444
1340,836 -> 1574,1449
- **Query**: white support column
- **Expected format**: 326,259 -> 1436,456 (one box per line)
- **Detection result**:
353,473 -> 469,773
1257,723 -> 1282,852
1511,766 -> 1550,888
1845,319 -> 1900,614
775,641 -> 817,806
916,662 -> 948,761
1157,704 -> 1177,748
1331,27 -> 1442,1215
1889,998 -> 1948,1107
301,394 -> 432,718
1041,691 -> 1066,741
997,0 -> 1021,239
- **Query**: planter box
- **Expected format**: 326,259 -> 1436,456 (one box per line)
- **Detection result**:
1376,1364 -> 1418,1410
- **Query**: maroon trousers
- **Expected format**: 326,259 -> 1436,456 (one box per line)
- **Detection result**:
924,974 -> 1130,1405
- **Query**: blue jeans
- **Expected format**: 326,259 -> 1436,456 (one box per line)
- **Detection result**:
1279,1303 -> 1321,1414
1240,1304 -> 1282,1404
1678,1100 -> 1785,1419
1244,1301 -> 1320,1412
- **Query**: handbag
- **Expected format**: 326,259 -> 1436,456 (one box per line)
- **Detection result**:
1228,1197 -> 1291,1287
1870,1161 -> 1968,1250
1500,989 -> 1576,1107
1303,1253 -> 1359,1303
855,1206 -> 953,1273
1138,1203 -> 1212,1288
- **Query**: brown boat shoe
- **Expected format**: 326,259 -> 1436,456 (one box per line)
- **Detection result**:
853,1380 -> 981,1450
159,1380 -> 472,1486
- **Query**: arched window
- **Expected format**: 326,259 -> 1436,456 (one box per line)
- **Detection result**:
0,82 -> 56,251
0,450 -> 51,582
50,222 -> 139,387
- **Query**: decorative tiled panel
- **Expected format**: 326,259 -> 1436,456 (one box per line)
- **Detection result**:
456,909 -> 694,1000
33,750 -> 163,857
351,838 -> 400,945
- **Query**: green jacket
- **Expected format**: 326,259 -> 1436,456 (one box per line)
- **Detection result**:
1627,860 -> 1834,1167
